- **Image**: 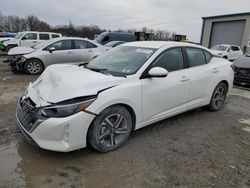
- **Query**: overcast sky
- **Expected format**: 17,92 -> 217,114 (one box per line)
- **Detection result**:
1,0 -> 250,42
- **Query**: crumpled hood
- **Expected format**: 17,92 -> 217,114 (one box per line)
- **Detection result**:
31,64 -> 125,103
8,46 -> 35,55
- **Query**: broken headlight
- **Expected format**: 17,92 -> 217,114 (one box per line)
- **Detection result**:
39,98 -> 96,118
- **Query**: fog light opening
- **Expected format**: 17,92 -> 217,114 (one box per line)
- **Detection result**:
62,124 -> 70,145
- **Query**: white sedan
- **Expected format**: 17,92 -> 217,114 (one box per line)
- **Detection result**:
210,44 -> 243,61
16,41 -> 234,152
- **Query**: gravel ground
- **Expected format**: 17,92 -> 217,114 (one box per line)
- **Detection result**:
0,59 -> 250,188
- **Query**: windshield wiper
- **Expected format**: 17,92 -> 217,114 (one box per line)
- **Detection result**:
78,62 -> 89,67
84,65 -> 110,75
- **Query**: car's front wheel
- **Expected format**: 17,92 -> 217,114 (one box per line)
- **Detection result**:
24,59 -> 44,74
88,105 -> 133,153
208,82 -> 227,111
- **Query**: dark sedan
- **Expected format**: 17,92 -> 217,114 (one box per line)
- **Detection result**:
234,52 -> 250,86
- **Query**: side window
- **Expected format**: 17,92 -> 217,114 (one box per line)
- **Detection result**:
86,41 -> 97,48
39,34 -> 50,40
204,51 -> 212,63
74,40 -> 97,49
52,34 -> 60,38
186,48 -> 206,67
74,40 -> 87,49
22,33 -> 37,40
232,46 -> 239,51
48,40 -> 72,51
227,47 -> 232,52
152,48 -> 183,72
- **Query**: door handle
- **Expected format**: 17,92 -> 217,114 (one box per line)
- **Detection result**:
212,68 -> 219,73
180,76 -> 190,82
88,49 -> 93,52
32,41 -> 37,43
67,51 -> 73,54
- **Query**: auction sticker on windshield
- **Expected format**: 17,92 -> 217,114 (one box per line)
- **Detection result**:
135,48 -> 153,54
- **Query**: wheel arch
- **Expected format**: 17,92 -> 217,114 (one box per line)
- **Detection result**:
86,103 -> 137,147
23,57 -> 45,70
220,80 -> 229,93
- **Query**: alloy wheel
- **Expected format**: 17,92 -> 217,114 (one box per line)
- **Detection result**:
98,114 -> 128,147
26,61 -> 41,74
212,86 -> 226,108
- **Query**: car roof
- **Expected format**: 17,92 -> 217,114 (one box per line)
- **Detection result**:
48,37 -> 100,45
122,41 -> 207,50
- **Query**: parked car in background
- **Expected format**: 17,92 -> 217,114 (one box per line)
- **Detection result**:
210,44 -> 243,61
16,41 -> 234,153
2,31 -> 62,52
0,32 -> 17,44
95,32 -> 135,45
233,51 -> 250,86
104,41 -> 126,49
7,37 -> 107,74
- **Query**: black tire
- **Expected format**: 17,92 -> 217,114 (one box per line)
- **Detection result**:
88,105 -> 133,153
24,59 -> 44,74
208,82 -> 227,111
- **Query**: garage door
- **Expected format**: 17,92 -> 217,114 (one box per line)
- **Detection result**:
209,20 -> 245,48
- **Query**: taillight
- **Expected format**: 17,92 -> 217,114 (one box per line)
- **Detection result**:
231,64 -> 236,73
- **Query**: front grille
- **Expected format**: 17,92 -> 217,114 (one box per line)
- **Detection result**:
16,97 -> 38,132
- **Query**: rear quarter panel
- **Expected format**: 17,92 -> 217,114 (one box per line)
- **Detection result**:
209,57 -> 234,97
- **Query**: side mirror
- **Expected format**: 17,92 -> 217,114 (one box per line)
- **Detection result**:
148,67 -> 168,78
49,47 -> 56,53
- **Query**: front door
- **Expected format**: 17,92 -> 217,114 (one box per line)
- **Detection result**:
20,33 -> 38,47
141,47 -> 190,121
44,40 -> 74,64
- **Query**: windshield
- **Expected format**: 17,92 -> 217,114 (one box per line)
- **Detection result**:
87,46 -> 156,76
15,32 -> 24,39
211,45 -> 229,51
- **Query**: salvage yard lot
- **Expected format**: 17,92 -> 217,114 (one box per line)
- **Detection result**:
0,58 -> 250,187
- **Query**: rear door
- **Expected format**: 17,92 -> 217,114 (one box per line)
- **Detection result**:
184,47 -> 213,107
20,33 -> 38,47
44,40 -> 74,65
73,40 -> 100,62
141,47 -> 190,121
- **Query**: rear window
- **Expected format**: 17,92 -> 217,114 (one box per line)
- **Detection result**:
186,48 -> 206,67
52,34 -> 60,38
39,34 -> 50,40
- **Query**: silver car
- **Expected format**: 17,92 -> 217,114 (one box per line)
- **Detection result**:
7,37 -> 107,74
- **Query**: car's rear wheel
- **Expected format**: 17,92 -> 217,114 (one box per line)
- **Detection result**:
24,59 -> 44,74
88,105 -> 133,153
208,82 -> 227,111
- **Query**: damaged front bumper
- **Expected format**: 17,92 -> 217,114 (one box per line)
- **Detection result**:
16,93 -> 96,152
6,55 -> 26,71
